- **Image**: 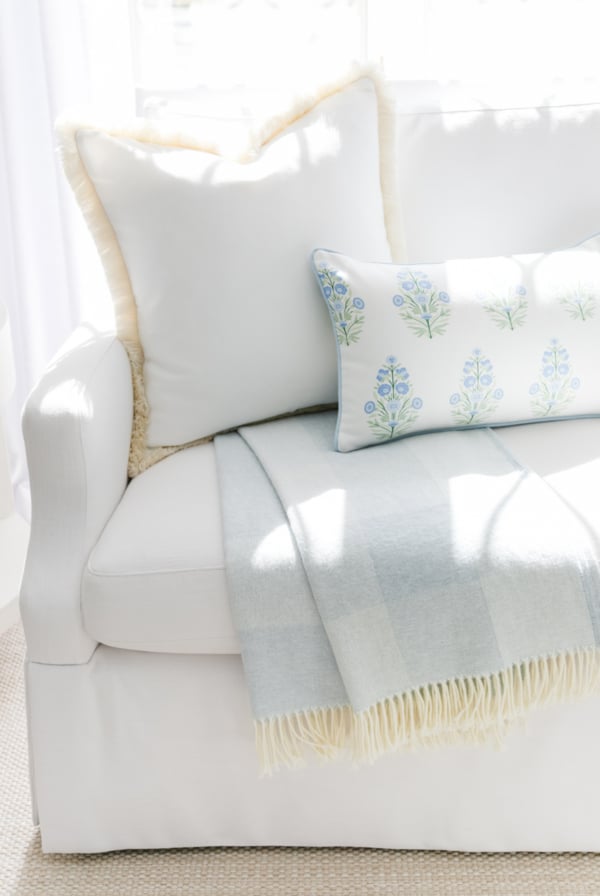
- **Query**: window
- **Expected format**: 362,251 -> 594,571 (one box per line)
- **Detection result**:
130,0 -> 600,117
130,0 -> 366,119
369,0 -> 600,82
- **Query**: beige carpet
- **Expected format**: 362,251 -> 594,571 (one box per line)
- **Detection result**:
2,624 -> 600,896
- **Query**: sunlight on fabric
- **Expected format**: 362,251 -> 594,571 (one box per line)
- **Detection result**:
215,121 -> 340,180
251,523 -> 297,571
39,379 -> 93,420
291,488 -> 347,565
252,489 -> 347,569
533,246 -> 600,311
546,459 -> 600,529
448,469 -> 530,562
444,257 -> 525,307
301,120 -> 342,167
148,145 -> 220,180
448,465 -> 592,567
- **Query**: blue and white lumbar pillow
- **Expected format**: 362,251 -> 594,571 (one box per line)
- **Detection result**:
312,235 -> 600,452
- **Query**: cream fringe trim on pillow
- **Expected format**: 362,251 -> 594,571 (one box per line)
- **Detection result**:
255,647 -> 600,775
56,66 -> 403,477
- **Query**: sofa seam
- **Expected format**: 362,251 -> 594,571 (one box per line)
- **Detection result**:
84,564 -> 225,578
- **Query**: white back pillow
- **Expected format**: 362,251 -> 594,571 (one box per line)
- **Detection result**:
58,72 -> 398,475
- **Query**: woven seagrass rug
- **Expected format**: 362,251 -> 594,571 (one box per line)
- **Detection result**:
2,623 -> 600,896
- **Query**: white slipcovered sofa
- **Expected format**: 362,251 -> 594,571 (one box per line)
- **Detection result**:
20,75 -> 600,853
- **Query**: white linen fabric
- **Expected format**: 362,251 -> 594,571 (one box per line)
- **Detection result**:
20,329 -> 131,665
82,442 -> 239,655
313,235 -> 600,452
26,647 -> 600,853
59,74 -> 394,474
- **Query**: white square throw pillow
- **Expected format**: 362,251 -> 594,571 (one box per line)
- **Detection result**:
57,70 -> 399,475
313,235 -> 600,452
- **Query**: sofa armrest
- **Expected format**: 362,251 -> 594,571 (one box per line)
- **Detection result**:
20,328 -> 133,664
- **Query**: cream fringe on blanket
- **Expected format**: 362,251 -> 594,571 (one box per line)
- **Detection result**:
256,647 -> 600,774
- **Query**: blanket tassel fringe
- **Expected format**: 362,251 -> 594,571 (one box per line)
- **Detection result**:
255,647 -> 600,774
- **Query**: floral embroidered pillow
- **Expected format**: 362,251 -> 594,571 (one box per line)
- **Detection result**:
312,236 -> 600,452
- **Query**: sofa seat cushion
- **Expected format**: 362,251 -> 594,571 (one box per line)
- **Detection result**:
82,418 -> 600,655
82,443 -> 240,654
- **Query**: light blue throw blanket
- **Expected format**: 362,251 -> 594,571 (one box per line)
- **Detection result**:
215,411 -> 600,772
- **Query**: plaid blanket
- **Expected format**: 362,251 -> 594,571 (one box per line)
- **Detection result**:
215,411 -> 600,772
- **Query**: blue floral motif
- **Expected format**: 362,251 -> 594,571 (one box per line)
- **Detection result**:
392,269 -> 450,339
559,284 -> 597,321
316,267 -> 365,346
530,339 -> 580,417
449,349 -> 503,425
364,358 -> 422,442
481,284 -> 528,331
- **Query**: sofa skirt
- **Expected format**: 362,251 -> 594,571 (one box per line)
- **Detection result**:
26,644 -> 600,853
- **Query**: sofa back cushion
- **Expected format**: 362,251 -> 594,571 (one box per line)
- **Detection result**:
393,83 -> 600,260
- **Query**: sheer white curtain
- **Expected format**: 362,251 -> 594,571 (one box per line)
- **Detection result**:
0,0 -> 134,519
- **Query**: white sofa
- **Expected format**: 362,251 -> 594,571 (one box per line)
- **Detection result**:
20,80 -> 600,853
